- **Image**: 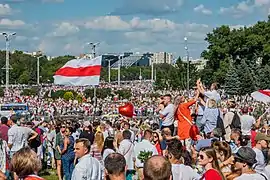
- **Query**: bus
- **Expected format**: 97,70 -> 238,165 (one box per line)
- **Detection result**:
0,103 -> 30,119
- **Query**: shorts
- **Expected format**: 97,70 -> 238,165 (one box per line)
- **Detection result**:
54,149 -> 61,160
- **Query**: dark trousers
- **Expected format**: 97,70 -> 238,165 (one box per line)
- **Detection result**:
161,124 -> 174,136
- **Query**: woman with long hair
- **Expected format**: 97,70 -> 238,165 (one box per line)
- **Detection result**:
212,141 -> 232,177
10,147 -> 44,180
90,131 -> 104,163
198,147 -> 225,180
101,136 -> 115,161
60,127 -> 75,180
152,131 -> 163,155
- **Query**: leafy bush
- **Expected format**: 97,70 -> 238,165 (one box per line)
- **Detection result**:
76,94 -> 83,103
84,88 -> 112,99
44,89 -> 77,99
21,88 -> 39,96
63,91 -> 74,101
0,87 -> 4,97
115,89 -> 132,100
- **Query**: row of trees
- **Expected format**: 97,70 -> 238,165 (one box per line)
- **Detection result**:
0,16 -> 270,95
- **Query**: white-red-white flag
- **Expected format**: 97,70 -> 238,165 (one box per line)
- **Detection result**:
251,90 -> 270,103
53,56 -> 102,86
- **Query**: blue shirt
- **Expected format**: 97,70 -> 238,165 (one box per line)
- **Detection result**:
201,108 -> 221,134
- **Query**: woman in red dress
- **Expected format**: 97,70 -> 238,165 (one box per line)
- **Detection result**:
198,147 -> 225,180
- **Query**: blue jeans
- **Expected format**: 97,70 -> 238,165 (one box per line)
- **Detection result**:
196,115 -> 204,132
62,156 -> 74,180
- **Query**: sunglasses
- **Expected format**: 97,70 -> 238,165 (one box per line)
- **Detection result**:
61,126 -> 66,128
153,136 -> 158,138
234,157 -> 244,163
199,155 -> 205,160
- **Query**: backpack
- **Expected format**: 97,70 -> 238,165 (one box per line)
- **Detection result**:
216,110 -> 226,136
230,112 -> 241,130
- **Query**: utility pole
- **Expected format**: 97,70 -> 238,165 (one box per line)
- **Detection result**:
118,55 -> 122,86
36,51 -> 43,85
184,37 -> 190,90
86,42 -> 100,120
1,32 -> 16,90
151,58 -> 154,82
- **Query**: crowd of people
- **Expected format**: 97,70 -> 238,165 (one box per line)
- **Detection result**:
0,79 -> 269,180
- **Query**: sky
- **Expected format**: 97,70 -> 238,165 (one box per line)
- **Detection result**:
0,0 -> 269,58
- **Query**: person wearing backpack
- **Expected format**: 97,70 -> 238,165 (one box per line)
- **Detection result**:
201,99 -> 223,136
224,100 -> 241,142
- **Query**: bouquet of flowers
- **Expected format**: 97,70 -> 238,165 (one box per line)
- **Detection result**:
138,150 -> 153,163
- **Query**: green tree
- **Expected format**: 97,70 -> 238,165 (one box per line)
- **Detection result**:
237,59 -> 256,95
259,64 -> 270,89
63,91 -> 74,101
225,63 -> 241,95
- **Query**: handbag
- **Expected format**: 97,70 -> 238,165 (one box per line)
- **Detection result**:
177,109 -> 199,140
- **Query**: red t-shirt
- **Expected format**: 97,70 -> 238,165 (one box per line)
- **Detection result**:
24,175 -> 44,180
201,169 -> 222,180
155,142 -> 162,155
251,130 -> 257,148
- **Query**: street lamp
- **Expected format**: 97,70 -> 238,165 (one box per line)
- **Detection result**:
1,32 -> 16,90
87,42 -> 100,58
35,51 -> 43,85
106,58 -> 114,83
184,37 -> 190,90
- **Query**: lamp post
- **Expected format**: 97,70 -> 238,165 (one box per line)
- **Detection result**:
1,32 -> 16,90
36,51 -> 43,85
184,37 -> 190,90
118,56 -> 121,86
87,42 -> 100,58
86,42 -> 100,119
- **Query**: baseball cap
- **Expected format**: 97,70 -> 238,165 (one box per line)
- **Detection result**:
255,133 -> 270,141
233,147 -> 257,165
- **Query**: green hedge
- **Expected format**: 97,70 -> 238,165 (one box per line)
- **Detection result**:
115,89 -> 132,99
21,88 -> 39,96
0,87 -> 4,97
84,88 -> 112,99
44,89 -> 78,99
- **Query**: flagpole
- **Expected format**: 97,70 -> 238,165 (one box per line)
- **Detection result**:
88,42 -> 99,121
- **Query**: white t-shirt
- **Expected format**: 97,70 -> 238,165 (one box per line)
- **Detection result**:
234,173 -> 266,180
253,147 -> 268,177
241,114 -> 256,135
171,164 -> 200,180
102,148 -> 115,161
160,104 -> 174,126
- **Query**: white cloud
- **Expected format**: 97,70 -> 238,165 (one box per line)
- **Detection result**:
110,0 -> 184,15
194,4 -> 212,15
130,17 -> 177,31
254,0 -> 270,6
0,4 -> 13,15
85,16 -> 130,31
50,22 -> 79,37
0,18 -> 25,27
219,0 -> 254,17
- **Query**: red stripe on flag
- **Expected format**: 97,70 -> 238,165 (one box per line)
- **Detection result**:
258,90 -> 270,97
55,65 -> 101,77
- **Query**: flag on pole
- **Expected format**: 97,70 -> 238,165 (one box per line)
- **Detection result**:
53,56 -> 102,86
251,89 -> 270,103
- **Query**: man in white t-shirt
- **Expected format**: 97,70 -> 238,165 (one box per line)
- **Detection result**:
159,94 -> 174,135
234,147 -> 266,180
240,107 -> 260,136
167,139 -> 200,180
253,133 -> 270,178
133,130 -> 158,180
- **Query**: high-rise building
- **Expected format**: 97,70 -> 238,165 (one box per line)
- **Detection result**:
150,52 -> 173,65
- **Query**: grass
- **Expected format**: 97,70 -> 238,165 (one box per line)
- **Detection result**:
39,169 -> 58,180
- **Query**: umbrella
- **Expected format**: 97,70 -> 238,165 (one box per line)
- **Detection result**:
251,90 -> 270,103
